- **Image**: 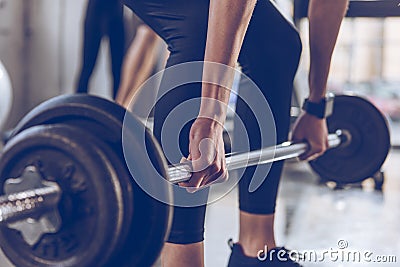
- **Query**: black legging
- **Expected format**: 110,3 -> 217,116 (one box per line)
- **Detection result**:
76,0 -> 125,99
122,0 -> 302,244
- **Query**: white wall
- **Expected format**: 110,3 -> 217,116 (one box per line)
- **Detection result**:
25,0 -> 63,104
0,0 -> 112,129
0,0 -> 25,127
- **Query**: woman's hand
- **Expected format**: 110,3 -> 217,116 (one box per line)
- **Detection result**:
291,112 -> 329,161
179,117 -> 228,192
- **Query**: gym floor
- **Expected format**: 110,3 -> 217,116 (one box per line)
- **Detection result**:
205,149 -> 400,267
138,148 -> 398,267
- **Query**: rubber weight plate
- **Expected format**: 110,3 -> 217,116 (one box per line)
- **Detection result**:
114,111 -> 173,267
309,95 -> 391,184
9,94 -> 173,266
80,132 -> 135,267
87,128 -> 171,267
10,94 -> 126,151
0,124 -> 125,267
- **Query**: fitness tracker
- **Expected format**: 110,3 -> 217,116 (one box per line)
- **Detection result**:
302,92 -> 335,119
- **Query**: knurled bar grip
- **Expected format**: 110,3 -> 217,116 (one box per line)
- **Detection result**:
0,184 -> 61,224
168,131 -> 343,184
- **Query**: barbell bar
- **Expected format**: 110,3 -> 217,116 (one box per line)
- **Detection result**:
0,130 -> 344,226
0,181 -> 60,224
168,130 -> 344,184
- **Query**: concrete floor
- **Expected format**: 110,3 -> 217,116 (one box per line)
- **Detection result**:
0,150 -> 399,267
201,150 -> 400,267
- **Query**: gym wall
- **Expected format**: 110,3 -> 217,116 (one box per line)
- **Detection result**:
0,0 -> 112,129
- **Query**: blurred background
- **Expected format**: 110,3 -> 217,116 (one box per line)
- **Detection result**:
0,0 -> 399,144
292,0 -> 400,146
0,1 -> 399,266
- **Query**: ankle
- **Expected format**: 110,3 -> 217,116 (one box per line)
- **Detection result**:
161,242 -> 204,267
238,211 -> 276,257
237,239 -> 276,258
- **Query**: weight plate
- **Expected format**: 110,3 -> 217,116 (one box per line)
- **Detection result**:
9,94 -> 173,266
309,95 -> 391,184
10,94 -> 127,153
0,124 -> 125,267
82,132 -> 136,267
111,113 -> 173,267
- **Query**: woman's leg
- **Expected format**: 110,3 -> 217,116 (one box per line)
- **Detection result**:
76,0 -> 103,94
234,0 -> 302,259
107,1 -> 125,99
116,24 -> 161,107
122,1 -> 211,266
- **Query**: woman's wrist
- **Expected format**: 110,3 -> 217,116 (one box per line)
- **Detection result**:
198,96 -> 228,126
192,117 -> 225,135
197,110 -> 226,125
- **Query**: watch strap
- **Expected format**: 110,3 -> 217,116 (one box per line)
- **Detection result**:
302,98 -> 328,119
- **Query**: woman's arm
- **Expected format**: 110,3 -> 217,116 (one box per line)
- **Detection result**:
181,0 -> 257,190
308,0 -> 348,101
199,0 -> 257,123
291,0 -> 348,161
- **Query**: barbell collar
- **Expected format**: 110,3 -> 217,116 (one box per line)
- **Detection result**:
167,131 -> 343,184
0,184 -> 61,224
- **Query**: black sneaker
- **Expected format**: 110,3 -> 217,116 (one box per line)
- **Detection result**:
227,239 -> 303,267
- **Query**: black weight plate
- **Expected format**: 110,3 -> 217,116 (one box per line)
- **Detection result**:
10,94 -> 126,151
309,95 -> 391,184
10,94 -> 173,266
83,133 -> 135,267
0,124 -> 125,267
112,113 -> 173,267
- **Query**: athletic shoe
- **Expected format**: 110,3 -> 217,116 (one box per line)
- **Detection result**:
227,239 -> 303,267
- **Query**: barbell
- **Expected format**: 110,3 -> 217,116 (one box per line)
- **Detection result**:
0,94 -> 391,267
0,131 -> 344,223
168,132 -> 343,184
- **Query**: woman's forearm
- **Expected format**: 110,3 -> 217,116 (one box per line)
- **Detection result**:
308,0 -> 348,101
199,0 -> 257,124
